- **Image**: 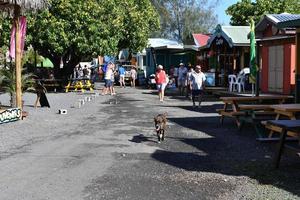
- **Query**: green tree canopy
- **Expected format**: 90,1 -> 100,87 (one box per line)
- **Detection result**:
23,0 -> 159,77
151,0 -> 218,43
226,0 -> 300,26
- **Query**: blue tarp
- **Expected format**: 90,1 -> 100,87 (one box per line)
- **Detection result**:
104,55 -> 115,64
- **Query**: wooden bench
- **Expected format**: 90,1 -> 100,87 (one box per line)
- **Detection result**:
218,95 -> 293,128
266,120 -> 300,168
65,79 -> 94,93
262,121 -> 299,138
263,104 -> 300,138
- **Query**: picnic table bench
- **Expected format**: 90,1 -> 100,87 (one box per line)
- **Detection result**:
217,95 -> 292,128
36,79 -> 62,92
263,104 -> 300,138
65,78 -> 94,93
266,120 -> 300,168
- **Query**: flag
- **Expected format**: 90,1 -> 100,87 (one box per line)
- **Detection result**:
249,18 -> 258,84
9,16 -> 27,59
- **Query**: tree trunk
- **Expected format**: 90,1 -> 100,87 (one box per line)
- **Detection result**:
10,92 -> 17,107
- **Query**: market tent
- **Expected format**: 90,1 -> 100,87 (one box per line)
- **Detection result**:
37,58 -> 54,68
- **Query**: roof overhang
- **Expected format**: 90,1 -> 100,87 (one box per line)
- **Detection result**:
277,19 -> 300,29
256,35 -> 295,42
151,45 -> 184,50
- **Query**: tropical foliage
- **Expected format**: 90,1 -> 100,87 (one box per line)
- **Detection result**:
25,0 -> 159,77
150,0 -> 218,43
226,0 -> 300,26
0,65 -> 35,107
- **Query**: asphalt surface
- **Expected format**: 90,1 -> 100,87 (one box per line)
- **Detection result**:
0,86 -> 300,200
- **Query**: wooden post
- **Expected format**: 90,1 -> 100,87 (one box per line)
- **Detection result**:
296,28 -> 300,103
14,5 -> 22,109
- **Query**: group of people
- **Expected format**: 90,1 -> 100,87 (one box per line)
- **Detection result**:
101,62 -> 138,95
74,65 -> 91,80
155,63 -> 206,108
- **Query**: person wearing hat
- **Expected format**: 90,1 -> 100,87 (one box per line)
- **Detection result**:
189,65 -> 206,108
178,62 -> 188,96
155,65 -> 167,102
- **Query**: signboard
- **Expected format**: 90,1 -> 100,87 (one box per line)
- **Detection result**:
0,108 -> 21,124
205,72 -> 215,86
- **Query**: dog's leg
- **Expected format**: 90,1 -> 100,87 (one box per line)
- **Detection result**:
157,131 -> 161,142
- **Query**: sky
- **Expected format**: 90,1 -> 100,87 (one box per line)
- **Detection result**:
215,0 -> 239,25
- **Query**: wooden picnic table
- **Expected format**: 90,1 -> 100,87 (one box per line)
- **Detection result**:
266,120 -> 300,168
265,104 -> 300,138
218,95 -> 292,127
65,78 -> 94,93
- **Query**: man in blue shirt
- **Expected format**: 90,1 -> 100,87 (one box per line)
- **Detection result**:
118,65 -> 126,87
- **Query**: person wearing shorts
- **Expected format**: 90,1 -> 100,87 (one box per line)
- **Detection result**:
178,63 -> 188,96
118,65 -> 126,88
155,65 -> 167,102
189,65 -> 206,108
101,62 -> 113,95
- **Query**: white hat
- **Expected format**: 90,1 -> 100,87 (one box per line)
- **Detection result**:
179,63 -> 184,66
157,65 -> 163,69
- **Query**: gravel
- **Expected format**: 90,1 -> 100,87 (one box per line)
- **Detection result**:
0,84 -> 300,200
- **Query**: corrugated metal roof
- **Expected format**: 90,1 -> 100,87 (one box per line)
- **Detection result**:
277,18 -> 300,28
270,14 -> 300,23
148,38 -> 181,48
222,26 -> 250,44
206,25 -> 250,48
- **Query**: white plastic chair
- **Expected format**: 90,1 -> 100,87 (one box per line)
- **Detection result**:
234,75 -> 245,93
228,74 -> 236,92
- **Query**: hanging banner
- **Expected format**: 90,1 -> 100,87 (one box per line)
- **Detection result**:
9,16 -> 27,59
249,18 -> 258,84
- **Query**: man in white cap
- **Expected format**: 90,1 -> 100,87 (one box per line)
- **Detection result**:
178,62 -> 188,96
189,65 -> 206,108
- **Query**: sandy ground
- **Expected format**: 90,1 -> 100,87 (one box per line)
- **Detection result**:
0,84 -> 299,200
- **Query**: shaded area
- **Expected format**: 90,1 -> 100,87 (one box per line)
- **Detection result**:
161,104 -> 224,113
129,134 -> 157,143
151,116 -> 300,197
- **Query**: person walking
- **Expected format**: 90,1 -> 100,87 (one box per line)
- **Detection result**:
118,65 -> 126,88
155,65 -> 167,102
130,66 -> 137,88
178,63 -> 188,96
189,65 -> 206,108
101,62 -> 113,95
186,64 -> 194,99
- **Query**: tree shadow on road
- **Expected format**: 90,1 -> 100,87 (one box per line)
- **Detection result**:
151,116 -> 300,198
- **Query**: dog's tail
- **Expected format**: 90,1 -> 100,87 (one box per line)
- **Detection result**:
162,112 -> 168,117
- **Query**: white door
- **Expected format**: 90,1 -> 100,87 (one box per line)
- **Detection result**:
268,46 -> 283,93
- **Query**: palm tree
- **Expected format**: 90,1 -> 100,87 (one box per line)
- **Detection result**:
0,64 -> 35,107
0,0 -> 48,108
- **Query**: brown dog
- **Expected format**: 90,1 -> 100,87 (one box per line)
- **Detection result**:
154,113 -> 167,143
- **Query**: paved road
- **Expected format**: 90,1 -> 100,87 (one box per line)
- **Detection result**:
0,87 -> 300,200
